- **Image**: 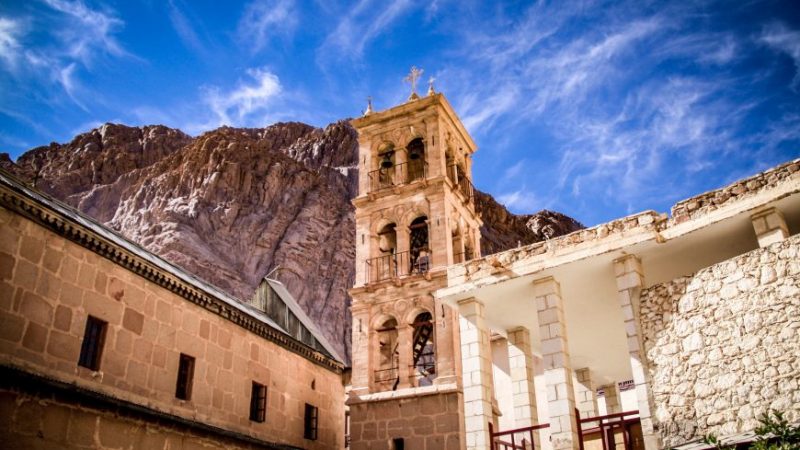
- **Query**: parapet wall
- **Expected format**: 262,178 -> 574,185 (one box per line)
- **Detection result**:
639,233 -> 800,447
670,159 -> 799,223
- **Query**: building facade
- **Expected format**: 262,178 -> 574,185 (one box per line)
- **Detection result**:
0,170 -> 345,449
347,92 -> 483,449
436,160 -> 800,450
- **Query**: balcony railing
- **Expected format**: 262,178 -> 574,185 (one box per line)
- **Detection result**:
373,366 -> 399,384
453,249 -> 475,264
367,162 -> 428,193
364,249 -> 431,284
447,164 -> 475,203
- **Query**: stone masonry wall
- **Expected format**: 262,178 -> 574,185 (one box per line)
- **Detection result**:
349,392 -> 464,450
640,234 -> 800,447
0,203 -> 344,449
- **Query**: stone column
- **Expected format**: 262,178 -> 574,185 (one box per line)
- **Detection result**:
434,301 -> 460,386
507,327 -> 542,450
350,303 -> 371,396
534,277 -> 579,450
614,255 -> 660,450
573,368 -> 598,418
601,383 -> 621,414
751,207 -> 789,248
458,298 -> 494,450
397,324 -> 414,389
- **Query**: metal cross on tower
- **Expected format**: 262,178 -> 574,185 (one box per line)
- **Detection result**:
404,66 -> 424,100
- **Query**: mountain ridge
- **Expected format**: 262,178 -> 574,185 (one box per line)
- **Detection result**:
1,120 -> 584,362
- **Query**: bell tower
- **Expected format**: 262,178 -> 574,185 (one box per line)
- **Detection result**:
348,75 -> 482,449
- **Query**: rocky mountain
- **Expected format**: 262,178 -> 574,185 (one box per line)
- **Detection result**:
1,121 -> 583,362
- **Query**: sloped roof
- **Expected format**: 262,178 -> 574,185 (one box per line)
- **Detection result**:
263,278 -> 344,363
0,168 -> 343,372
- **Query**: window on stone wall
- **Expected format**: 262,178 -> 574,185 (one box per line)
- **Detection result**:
78,316 -> 107,371
304,403 -> 319,440
250,381 -> 267,422
175,353 -> 195,400
392,438 -> 405,450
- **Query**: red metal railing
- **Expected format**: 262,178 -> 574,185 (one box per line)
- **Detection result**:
576,409 -> 641,450
367,162 -> 428,193
491,423 -> 550,450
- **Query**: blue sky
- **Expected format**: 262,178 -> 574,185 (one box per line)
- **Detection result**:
1,0 -> 799,226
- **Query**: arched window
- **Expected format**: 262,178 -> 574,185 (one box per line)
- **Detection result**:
375,317 -> 399,391
409,216 -> 429,274
411,312 -> 435,386
376,223 -> 397,280
374,144 -> 396,190
406,138 -> 425,182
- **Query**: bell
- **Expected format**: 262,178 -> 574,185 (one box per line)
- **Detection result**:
380,152 -> 394,169
409,149 -> 421,160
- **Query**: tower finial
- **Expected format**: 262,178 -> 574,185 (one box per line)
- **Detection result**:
427,76 -> 436,96
404,66 -> 423,101
364,96 -> 374,116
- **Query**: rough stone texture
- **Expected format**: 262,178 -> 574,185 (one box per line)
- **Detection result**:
670,158 -> 800,223
3,121 -> 581,363
640,234 -> 800,447
475,191 -> 584,255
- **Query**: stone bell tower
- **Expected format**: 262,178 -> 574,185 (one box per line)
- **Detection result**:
348,72 -> 482,450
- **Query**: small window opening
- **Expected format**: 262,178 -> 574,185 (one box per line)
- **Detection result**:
250,381 -> 267,422
304,403 -> 319,440
311,379 -> 316,390
175,353 -> 195,400
392,438 -> 405,450
78,316 -> 107,371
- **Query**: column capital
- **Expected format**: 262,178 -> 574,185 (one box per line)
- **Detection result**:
533,276 -> 561,296
613,254 -> 642,275
751,207 -> 789,247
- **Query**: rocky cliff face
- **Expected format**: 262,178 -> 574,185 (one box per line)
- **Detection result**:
2,121 -> 582,362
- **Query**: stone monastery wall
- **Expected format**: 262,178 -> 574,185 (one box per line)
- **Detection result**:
639,233 -> 800,447
0,201 -> 344,449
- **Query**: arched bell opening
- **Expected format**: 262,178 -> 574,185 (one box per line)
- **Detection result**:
374,317 -> 399,391
411,312 -> 436,386
409,216 -> 430,274
376,223 -> 398,280
376,143 -> 396,189
406,138 -> 426,182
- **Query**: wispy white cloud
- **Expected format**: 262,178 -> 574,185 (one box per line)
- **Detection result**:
43,0 -> 127,64
167,0 -> 209,58
237,0 -> 297,53
318,0 -> 413,63
57,62 -> 89,111
200,67 -> 283,129
498,187 -> 539,213
759,22 -> 800,89
0,17 -> 22,67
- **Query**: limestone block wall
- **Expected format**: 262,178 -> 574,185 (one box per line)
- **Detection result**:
0,204 -> 344,449
640,234 -> 800,447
